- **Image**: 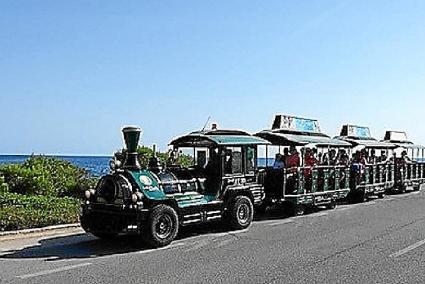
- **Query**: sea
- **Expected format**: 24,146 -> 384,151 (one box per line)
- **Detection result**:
0,155 -> 275,177
0,155 -> 112,177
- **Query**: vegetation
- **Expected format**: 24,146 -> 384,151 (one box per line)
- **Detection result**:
0,147 -> 193,232
0,155 -> 96,231
0,156 -> 96,198
114,146 -> 193,168
0,192 -> 79,231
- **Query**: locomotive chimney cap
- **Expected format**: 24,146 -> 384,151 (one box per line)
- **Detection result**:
122,126 -> 142,133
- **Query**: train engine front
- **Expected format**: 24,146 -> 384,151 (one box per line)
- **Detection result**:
80,126 -> 184,247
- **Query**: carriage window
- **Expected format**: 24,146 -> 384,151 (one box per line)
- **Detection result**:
225,147 -> 242,175
196,150 -> 207,167
246,146 -> 256,173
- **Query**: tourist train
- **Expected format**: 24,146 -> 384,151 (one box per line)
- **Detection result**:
80,114 -> 425,247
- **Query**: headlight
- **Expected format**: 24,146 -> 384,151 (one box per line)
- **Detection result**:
131,193 -> 138,203
131,192 -> 144,203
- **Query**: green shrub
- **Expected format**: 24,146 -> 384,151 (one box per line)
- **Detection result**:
114,146 -> 193,168
0,156 -> 97,197
0,192 -> 79,231
0,176 -> 8,193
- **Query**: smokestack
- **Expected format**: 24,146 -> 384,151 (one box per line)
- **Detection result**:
122,126 -> 142,170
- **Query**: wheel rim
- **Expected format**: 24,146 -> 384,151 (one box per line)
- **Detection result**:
155,214 -> 173,239
237,203 -> 250,225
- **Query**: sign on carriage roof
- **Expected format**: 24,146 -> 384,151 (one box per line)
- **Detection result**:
384,131 -> 408,142
340,125 -> 372,138
271,115 -> 321,133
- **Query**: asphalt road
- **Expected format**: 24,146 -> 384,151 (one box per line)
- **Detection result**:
1,190 -> 425,284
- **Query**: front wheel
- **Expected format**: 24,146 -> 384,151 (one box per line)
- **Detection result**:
227,196 -> 254,230
142,204 -> 179,248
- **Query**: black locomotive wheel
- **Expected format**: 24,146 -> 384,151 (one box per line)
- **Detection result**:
142,204 -> 179,248
227,196 -> 254,230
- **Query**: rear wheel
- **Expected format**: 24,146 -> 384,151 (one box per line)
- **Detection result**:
227,196 -> 254,230
142,204 -> 179,248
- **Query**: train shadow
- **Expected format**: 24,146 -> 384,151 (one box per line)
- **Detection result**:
0,205 -> 325,261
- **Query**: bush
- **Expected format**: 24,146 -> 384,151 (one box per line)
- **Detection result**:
0,156 -> 97,198
114,146 -> 193,169
0,192 -> 80,231
0,176 -> 8,193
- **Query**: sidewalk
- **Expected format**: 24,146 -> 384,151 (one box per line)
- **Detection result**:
0,224 -> 83,243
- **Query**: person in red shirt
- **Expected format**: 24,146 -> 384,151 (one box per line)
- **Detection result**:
286,146 -> 300,169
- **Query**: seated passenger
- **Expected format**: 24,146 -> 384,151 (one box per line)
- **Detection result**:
402,150 -> 412,163
273,153 -> 285,169
360,149 -> 368,165
378,150 -> 388,163
336,149 -> 349,166
286,146 -> 300,169
304,148 -> 317,177
368,149 -> 378,164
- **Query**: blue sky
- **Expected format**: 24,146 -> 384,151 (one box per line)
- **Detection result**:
1,0 -> 425,155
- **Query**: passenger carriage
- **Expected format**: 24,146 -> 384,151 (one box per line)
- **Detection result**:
255,115 -> 352,215
335,125 -> 396,202
382,131 -> 425,193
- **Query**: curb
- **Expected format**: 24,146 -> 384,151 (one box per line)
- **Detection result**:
0,223 -> 81,239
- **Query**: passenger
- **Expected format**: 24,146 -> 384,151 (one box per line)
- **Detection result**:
286,146 -> 300,169
273,153 -> 285,169
303,148 -> 317,192
379,150 -> 388,163
321,153 -> 329,165
368,149 -> 378,164
402,150 -> 412,163
329,149 -> 337,165
351,151 -> 365,174
360,149 -> 368,165
337,149 -> 349,166
304,148 -> 317,177
282,148 -> 290,163
317,152 -> 323,165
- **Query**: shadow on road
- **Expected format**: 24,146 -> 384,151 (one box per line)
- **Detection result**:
0,206 -> 302,261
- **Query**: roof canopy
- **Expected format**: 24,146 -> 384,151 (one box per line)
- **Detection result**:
335,124 -> 395,149
271,114 -> 321,133
258,115 -> 350,147
257,130 -> 351,147
382,131 -> 425,150
335,136 -> 396,149
170,129 -> 270,148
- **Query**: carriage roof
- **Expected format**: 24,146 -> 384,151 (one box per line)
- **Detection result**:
335,125 -> 396,149
382,131 -> 425,150
170,129 -> 270,148
256,114 -> 351,147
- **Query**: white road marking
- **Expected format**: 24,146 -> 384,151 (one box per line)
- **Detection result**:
16,262 -> 92,279
390,239 -> 425,258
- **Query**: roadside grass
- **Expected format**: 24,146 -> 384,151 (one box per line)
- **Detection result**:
0,156 -> 95,231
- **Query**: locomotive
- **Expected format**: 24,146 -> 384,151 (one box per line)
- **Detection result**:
80,126 -> 269,247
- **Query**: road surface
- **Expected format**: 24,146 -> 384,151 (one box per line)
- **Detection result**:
1,190 -> 425,284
